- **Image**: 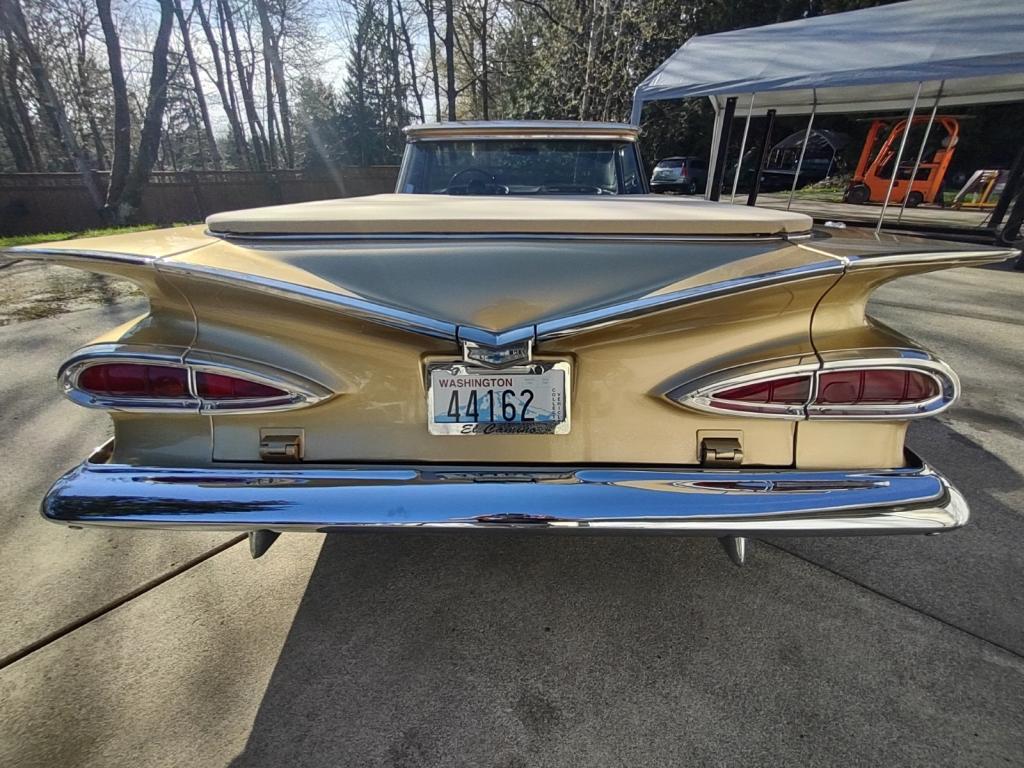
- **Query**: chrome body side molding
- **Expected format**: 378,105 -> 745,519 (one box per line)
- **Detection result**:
43,443 -> 967,536
155,258 -> 843,347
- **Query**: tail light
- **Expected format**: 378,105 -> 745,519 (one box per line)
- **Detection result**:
667,349 -> 958,420
61,345 -> 331,414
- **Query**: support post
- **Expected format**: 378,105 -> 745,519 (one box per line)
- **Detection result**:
990,144 -> 1024,233
709,97 -> 737,201
731,94 -> 756,203
786,93 -> 817,211
876,82 -> 923,233
746,109 -> 776,207
898,81 -> 944,223
705,100 -> 724,201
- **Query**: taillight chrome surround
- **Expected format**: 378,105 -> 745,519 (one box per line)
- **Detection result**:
60,344 -> 332,414
665,348 -> 959,420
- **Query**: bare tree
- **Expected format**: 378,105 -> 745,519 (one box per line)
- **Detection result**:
419,0 -> 442,121
171,0 -> 223,168
0,0 -> 103,204
116,0 -> 175,220
254,0 -> 294,166
221,0 -> 269,168
0,36 -> 33,169
443,0 -> 455,119
395,0 -> 424,122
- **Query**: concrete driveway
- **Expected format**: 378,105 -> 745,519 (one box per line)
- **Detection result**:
1,259 -> 1022,767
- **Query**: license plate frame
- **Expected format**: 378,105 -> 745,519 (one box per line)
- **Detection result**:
426,360 -> 571,435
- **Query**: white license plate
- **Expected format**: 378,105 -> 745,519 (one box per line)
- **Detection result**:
427,361 -> 571,435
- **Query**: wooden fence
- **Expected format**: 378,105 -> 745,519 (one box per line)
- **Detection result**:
0,167 -> 400,236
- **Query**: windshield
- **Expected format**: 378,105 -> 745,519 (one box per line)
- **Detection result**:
400,139 -> 644,195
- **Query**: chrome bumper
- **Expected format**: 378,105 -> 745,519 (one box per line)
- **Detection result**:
41,443 -> 968,536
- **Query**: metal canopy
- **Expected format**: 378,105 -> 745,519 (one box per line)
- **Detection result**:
630,0 -> 1024,122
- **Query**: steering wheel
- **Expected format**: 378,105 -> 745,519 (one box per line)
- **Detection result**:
447,167 -> 508,195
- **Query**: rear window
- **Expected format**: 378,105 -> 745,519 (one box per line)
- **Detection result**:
656,159 -> 685,169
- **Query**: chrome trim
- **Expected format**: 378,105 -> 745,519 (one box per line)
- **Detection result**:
809,348 -> 959,420
154,260 -> 458,341
845,249 -> 1019,270
59,344 -> 333,415
155,256 -> 839,347
5,246 -> 155,265
42,443 -> 968,536
665,347 -> 960,421
536,261 -> 841,341
206,231 -> 806,243
462,339 -> 533,368
664,355 -> 816,420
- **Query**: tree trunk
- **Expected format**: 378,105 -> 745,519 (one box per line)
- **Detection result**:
3,31 -> 41,169
253,0 -> 293,166
420,0 -> 442,122
201,0 -> 251,168
396,0 -> 424,122
96,0 -> 131,214
117,0 -> 174,221
221,0 -> 268,169
0,41 -> 32,169
171,0 -> 222,168
444,0 -> 456,119
479,0 -> 489,120
385,0 -> 408,129
0,0 -> 103,206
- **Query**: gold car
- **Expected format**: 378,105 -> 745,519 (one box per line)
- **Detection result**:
6,122 -> 1017,565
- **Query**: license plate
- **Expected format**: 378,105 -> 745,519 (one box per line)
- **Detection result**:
427,361 -> 570,435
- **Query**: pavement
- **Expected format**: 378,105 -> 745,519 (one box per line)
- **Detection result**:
756,193 -> 993,230
0,260 -> 1022,767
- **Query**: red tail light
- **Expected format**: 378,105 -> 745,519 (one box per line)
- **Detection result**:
195,372 -> 287,400
667,350 -> 958,420
61,347 -> 332,414
79,363 -> 189,398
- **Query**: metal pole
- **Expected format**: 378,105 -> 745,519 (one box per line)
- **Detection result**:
897,81 -> 944,223
876,82 -> 923,233
705,100 -> 723,201
786,92 -> 817,211
710,97 -> 737,201
731,94 -> 756,203
746,109 -> 776,207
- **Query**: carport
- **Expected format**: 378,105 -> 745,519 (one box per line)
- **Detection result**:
630,0 -> 1024,241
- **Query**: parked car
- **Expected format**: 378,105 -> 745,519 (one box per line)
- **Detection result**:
4,121 -> 1017,566
650,156 -> 708,194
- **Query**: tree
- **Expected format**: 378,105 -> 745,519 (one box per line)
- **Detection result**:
0,0 -> 104,204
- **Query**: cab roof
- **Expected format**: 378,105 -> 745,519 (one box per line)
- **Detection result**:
403,120 -> 641,141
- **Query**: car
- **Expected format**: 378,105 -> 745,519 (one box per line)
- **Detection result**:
4,121 -> 1017,566
398,121 -> 647,195
650,156 -> 708,194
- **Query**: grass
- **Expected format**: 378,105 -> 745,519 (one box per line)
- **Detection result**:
0,223 -> 196,250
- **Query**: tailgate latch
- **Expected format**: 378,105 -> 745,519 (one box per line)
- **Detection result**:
700,436 -> 743,468
259,429 -> 304,462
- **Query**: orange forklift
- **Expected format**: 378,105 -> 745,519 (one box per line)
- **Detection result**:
845,116 -> 960,207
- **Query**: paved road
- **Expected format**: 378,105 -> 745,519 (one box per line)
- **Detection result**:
1,261 -> 1022,767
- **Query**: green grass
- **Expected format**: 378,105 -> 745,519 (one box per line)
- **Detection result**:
0,222 -> 200,250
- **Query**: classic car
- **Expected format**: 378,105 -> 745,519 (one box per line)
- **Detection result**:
4,121 -> 1017,566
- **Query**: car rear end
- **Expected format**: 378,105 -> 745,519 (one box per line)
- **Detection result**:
7,195 -> 1016,563
651,158 -> 701,193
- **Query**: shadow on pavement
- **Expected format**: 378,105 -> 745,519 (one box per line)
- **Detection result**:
228,521 -> 1022,767
770,418 -> 1024,655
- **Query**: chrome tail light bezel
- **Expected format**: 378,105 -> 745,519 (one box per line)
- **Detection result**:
665,348 -> 960,421
60,344 -> 333,415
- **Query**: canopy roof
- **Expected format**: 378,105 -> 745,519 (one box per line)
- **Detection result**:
631,0 -> 1024,121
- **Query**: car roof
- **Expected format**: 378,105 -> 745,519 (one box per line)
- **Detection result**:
403,121 -> 640,141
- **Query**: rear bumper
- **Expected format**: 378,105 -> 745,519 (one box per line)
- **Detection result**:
41,443 -> 968,536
